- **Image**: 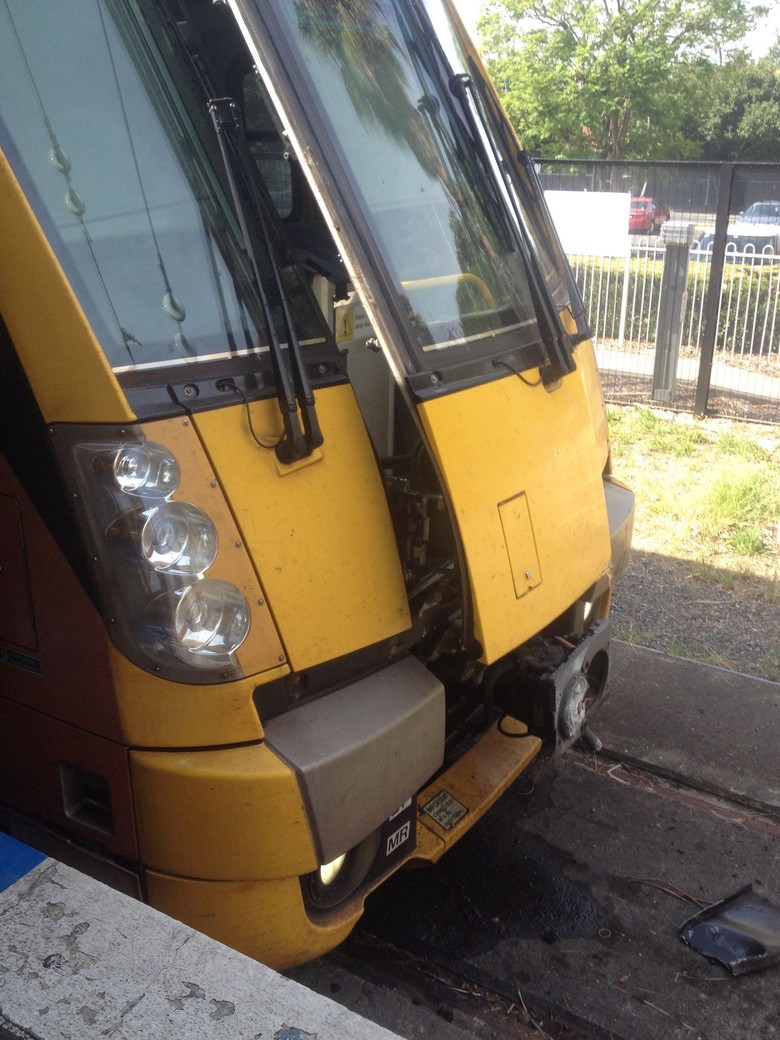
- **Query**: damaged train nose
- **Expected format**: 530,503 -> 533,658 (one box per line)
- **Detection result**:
491,621 -> 612,754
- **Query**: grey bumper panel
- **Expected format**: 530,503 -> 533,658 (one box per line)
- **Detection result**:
604,476 -> 634,580
263,656 -> 444,862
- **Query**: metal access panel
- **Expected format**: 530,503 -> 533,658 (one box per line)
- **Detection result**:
498,491 -> 542,599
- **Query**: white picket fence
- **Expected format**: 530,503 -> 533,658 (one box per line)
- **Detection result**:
568,241 -> 780,419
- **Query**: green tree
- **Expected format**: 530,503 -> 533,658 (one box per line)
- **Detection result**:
479,0 -> 761,159
692,51 -> 780,160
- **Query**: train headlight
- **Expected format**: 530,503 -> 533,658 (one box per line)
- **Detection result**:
141,503 -> 218,573
318,854 -> 347,888
98,443 -> 180,497
107,502 -> 218,575
62,430 -> 261,681
172,580 -> 250,656
306,831 -> 382,909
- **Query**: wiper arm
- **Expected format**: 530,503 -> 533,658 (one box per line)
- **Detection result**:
397,0 -> 572,377
209,98 -> 323,462
400,0 -> 573,377
447,73 -> 574,380
478,84 -> 590,345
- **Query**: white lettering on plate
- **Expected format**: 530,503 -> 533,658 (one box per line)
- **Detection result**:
386,820 -> 411,855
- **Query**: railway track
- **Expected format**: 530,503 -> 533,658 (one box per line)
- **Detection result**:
290,647 -> 780,1040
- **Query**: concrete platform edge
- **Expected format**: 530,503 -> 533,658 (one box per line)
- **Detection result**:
0,846 -> 400,1040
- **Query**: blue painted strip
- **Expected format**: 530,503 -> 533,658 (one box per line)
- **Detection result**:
0,833 -> 46,892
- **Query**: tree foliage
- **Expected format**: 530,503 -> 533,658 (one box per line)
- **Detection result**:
479,0 -> 762,159
693,53 -> 780,160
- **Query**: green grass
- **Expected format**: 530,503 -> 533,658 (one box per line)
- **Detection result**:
759,651 -> 780,683
607,407 -> 708,457
649,424 -> 707,457
727,527 -> 769,556
702,472 -> 780,557
704,472 -> 778,525
688,562 -> 737,589
717,433 -> 773,464
607,405 -> 780,678
608,406 -> 780,563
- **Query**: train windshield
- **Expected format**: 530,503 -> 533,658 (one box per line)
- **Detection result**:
0,0 -> 328,377
1,0 -> 576,386
257,0 -> 551,362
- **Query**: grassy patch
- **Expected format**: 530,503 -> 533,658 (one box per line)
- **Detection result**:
611,401 -> 780,582
608,406 -> 780,678
649,423 -> 708,457
609,406 -> 780,566
667,642 -> 729,669
702,471 -> 780,557
717,433 -> 773,463
759,651 -> 780,683
607,407 -> 709,457
727,527 -> 769,556
688,561 -> 737,589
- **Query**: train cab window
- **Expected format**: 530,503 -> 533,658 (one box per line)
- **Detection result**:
0,0 -> 333,384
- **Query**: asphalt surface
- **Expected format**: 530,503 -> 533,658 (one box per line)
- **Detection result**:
290,641 -> 780,1040
593,641 -> 780,814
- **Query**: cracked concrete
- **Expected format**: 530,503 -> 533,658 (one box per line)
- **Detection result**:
0,858 -> 400,1040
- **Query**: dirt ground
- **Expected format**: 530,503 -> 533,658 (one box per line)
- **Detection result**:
607,409 -> 780,681
610,547 -> 779,678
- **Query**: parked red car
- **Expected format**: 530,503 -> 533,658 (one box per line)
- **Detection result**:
629,197 -> 671,235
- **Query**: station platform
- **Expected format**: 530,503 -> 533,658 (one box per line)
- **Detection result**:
0,834 -> 400,1040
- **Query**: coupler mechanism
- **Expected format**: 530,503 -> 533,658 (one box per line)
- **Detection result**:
491,620 -> 612,754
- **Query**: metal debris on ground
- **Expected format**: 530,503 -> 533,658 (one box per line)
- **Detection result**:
679,885 -> 780,975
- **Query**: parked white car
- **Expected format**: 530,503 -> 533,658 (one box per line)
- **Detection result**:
740,200 -> 780,224
693,221 -> 780,262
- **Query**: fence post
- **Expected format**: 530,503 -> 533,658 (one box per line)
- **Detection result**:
695,163 -> 734,416
653,222 -> 696,401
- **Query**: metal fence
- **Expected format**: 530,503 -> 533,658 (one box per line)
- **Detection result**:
538,160 -> 780,424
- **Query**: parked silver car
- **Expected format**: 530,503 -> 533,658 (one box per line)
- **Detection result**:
740,200 -> 780,224
693,221 -> 780,262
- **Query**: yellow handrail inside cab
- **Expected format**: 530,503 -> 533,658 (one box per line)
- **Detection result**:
401,272 -> 497,309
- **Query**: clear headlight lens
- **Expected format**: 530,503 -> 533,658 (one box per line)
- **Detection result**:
172,580 -> 250,656
97,443 -> 180,497
107,502 -> 218,575
63,432 -> 255,680
141,503 -> 218,573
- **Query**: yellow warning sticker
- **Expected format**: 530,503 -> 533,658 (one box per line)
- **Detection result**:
335,303 -> 355,343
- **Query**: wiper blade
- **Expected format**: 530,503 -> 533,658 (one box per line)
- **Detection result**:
447,73 -> 574,380
399,0 -> 573,378
209,97 -> 323,462
476,83 -> 590,345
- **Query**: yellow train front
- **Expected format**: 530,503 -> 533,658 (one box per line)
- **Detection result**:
0,0 -> 633,969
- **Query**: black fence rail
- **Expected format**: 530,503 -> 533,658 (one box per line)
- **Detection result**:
538,160 -> 780,424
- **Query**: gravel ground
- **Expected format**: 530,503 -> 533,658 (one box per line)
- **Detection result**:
606,408 -> 780,682
610,547 -> 780,679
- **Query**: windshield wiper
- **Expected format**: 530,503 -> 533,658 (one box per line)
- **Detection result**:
474,79 -> 590,346
446,72 -> 575,380
209,97 -> 323,463
396,1 -> 571,379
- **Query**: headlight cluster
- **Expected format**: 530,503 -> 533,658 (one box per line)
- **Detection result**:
66,434 -> 251,682
108,501 -> 218,573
